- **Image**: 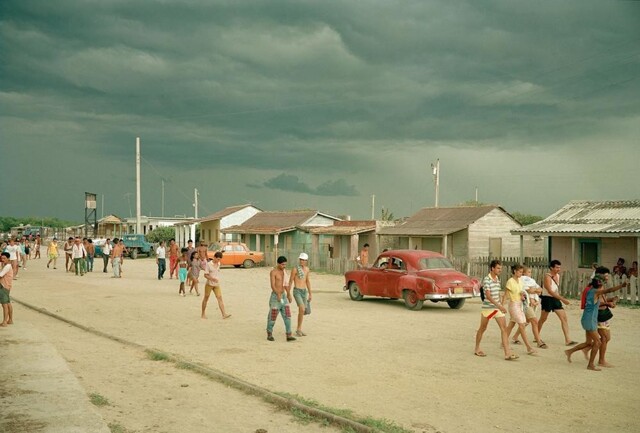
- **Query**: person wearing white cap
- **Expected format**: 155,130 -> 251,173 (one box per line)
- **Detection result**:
289,252 -> 312,337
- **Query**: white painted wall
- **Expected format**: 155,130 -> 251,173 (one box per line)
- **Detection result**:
220,206 -> 261,241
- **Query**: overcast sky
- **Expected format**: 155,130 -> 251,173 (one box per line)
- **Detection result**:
2,0 -> 639,223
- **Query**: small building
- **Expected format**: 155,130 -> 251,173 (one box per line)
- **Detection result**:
222,210 -> 341,266
97,214 -> 125,238
512,200 -> 640,275
123,216 -> 194,235
307,220 -> 381,274
196,204 -> 262,245
378,205 -> 543,260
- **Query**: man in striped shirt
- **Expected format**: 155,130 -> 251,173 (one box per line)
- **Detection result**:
474,259 -> 517,360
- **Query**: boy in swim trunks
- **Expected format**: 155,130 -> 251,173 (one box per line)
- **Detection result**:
178,249 -> 188,296
266,256 -> 296,342
289,252 -> 312,337
0,252 -> 14,326
474,259 -> 516,360
202,252 -> 231,319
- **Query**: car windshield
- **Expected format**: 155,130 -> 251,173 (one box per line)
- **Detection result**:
208,243 -> 222,251
417,257 -> 454,270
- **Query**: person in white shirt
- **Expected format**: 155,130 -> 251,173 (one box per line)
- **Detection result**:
511,266 -> 546,349
71,237 -> 87,276
102,238 -> 112,273
4,238 -> 21,280
156,241 -> 166,280
0,252 -> 14,326
201,252 -> 231,319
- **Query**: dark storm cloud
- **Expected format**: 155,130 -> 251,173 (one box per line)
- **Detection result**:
257,173 -> 358,197
1,0 -> 639,219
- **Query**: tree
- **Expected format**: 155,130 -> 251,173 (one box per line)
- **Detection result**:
511,212 -> 543,226
145,226 -> 175,244
381,207 -> 395,221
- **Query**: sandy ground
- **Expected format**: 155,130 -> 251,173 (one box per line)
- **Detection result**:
7,254 -> 640,433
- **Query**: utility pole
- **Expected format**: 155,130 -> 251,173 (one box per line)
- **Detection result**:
475,186 -> 478,204
371,194 -> 375,220
135,137 -> 142,234
431,158 -> 440,208
193,188 -> 199,219
101,194 -> 104,219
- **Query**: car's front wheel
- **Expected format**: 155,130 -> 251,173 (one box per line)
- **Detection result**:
130,249 -> 138,260
348,282 -> 363,301
243,259 -> 255,268
447,299 -> 466,309
403,290 -> 424,310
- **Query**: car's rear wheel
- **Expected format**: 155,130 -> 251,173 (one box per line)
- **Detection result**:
130,249 -> 138,260
243,259 -> 255,268
403,290 -> 424,310
348,282 -> 363,301
447,299 -> 465,309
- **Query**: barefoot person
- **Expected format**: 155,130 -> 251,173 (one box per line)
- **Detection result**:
511,266 -> 546,348
178,249 -> 188,297
503,264 -> 536,356
34,234 -> 41,259
188,251 -> 201,296
168,239 -> 179,279
201,252 -> 231,319
0,252 -> 14,327
63,237 -> 74,272
538,260 -> 576,346
592,266 -> 626,368
266,256 -> 296,342
289,252 -> 312,337
46,237 -> 59,269
474,260 -> 517,360
111,238 -> 123,278
565,275 -> 626,371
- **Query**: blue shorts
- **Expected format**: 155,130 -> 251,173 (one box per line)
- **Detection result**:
293,287 -> 308,307
178,268 -> 188,283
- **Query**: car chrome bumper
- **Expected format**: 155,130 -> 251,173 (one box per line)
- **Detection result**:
424,293 -> 473,300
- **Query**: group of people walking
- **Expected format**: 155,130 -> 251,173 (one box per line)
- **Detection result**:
154,239 -> 313,342
475,259 -> 627,370
44,236 -> 127,277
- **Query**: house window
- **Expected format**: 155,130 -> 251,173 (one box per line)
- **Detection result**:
578,239 -> 600,268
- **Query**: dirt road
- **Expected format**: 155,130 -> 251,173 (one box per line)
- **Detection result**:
8,256 -> 640,432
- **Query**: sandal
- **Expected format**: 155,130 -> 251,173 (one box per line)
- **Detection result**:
538,342 -> 548,349
566,341 -> 578,346
511,340 -> 522,345
474,351 -> 487,357
505,354 -> 519,361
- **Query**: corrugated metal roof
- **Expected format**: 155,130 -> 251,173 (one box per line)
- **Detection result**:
308,223 -> 376,235
379,205 -> 509,236
197,204 -> 259,223
513,200 -> 640,234
222,210 -> 318,234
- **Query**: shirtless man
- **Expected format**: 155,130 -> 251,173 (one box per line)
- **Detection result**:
356,243 -> 370,269
202,252 -> 231,319
63,237 -> 74,272
266,256 -> 296,342
289,252 -> 312,337
168,239 -> 179,279
538,260 -> 576,346
111,238 -> 123,278
197,240 -> 208,262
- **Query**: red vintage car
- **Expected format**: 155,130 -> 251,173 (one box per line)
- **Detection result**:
343,249 -> 480,310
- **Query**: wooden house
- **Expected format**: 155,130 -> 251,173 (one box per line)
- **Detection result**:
378,205 -> 543,260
